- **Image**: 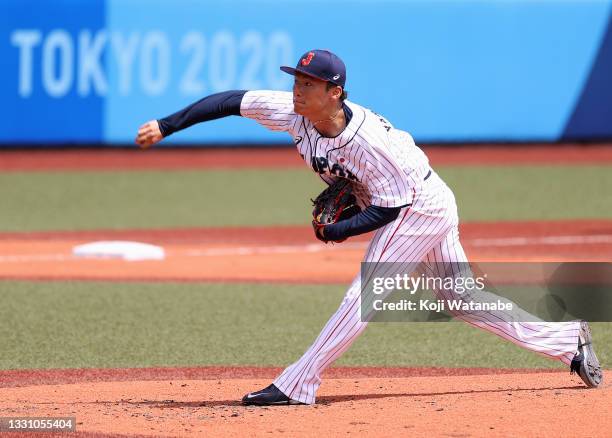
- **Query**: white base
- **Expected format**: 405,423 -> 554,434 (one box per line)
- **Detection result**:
72,241 -> 165,261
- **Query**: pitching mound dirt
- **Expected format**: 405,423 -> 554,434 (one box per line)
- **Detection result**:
0,371 -> 609,437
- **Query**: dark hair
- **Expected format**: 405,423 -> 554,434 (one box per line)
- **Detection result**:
326,82 -> 348,101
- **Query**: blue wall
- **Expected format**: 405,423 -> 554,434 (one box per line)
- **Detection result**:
2,0 -> 611,144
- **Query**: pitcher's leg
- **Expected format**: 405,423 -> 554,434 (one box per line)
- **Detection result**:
273,275 -> 366,404
274,202 -> 456,404
421,226 -> 580,365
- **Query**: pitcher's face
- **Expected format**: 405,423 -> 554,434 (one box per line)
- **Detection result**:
292,72 -> 336,117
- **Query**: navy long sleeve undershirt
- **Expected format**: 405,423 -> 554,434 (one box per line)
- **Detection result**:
157,90 -> 247,137
323,204 -> 402,242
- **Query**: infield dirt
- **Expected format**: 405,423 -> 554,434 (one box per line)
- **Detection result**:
0,367 -> 609,437
0,219 -> 610,283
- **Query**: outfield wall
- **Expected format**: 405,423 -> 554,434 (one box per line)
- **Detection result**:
2,0 -> 612,145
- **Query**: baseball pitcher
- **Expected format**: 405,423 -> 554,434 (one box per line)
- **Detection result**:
136,49 -> 603,405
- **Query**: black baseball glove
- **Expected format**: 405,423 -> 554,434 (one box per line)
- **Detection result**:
311,179 -> 361,243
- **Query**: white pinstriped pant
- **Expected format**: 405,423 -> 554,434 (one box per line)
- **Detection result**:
274,171 -> 580,404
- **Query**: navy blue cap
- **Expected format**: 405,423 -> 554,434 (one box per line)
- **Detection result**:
280,49 -> 346,88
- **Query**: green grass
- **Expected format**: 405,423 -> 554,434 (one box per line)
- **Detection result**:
0,169 -> 319,232
1,281 -> 609,370
440,166 -> 612,222
0,165 -> 610,232
1,165 -> 610,372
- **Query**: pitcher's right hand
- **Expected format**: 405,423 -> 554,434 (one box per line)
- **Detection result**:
135,120 -> 163,149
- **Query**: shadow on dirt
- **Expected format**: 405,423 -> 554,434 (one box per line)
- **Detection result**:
103,384 -> 585,408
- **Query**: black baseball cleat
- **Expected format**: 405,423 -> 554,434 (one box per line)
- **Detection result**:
570,321 -> 603,388
242,384 -> 304,406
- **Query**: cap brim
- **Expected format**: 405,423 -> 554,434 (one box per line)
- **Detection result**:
279,66 -> 329,83
280,66 -> 298,76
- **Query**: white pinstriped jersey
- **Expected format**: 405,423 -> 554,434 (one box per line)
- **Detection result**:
240,90 -> 431,209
